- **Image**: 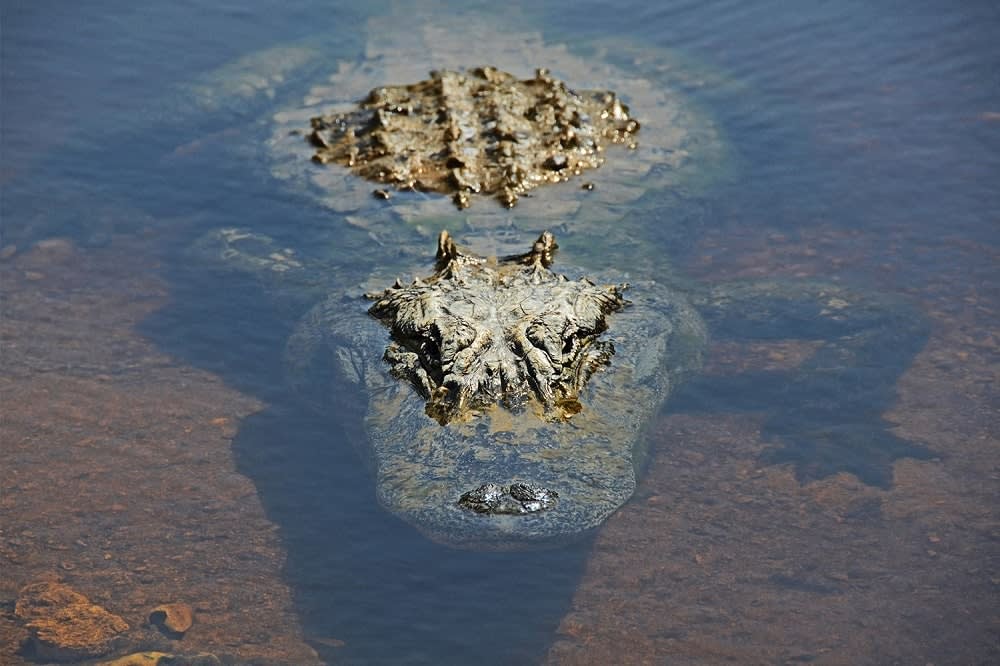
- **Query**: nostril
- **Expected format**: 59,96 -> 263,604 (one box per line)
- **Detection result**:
458,483 -> 505,513
458,482 -> 558,515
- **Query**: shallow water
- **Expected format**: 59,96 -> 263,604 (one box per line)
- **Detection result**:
2,1 -> 998,664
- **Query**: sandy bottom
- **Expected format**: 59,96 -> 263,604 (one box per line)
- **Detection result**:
546,221 -> 999,664
0,232 -> 321,665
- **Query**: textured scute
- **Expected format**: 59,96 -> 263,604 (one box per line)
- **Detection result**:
309,66 -> 640,209
367,231 -> 627,425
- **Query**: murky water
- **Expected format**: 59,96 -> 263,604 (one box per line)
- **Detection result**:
2,1 -> 998,664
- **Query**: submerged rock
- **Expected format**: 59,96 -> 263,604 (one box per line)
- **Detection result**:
14,581 -> 129,661
148,602 -> 194,636
98,651 -> 221,666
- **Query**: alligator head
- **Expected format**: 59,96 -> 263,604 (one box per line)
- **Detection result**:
288,231 -> 706,549
367,230 -> 627,426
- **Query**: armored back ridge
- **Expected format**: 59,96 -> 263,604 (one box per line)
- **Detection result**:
308,67 -> 640,209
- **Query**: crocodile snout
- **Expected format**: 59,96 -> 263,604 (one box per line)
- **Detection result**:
457,482 -> 558,515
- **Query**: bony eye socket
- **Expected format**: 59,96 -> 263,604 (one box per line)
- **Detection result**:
562,336 -> 578,355
420,337 -> 440,357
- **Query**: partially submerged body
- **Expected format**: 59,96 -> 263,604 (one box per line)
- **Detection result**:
176,8 -> 929,549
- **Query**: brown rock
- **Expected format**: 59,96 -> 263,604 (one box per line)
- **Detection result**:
32,237 -> 78,261
14,581 -> 129,660
149,602 -> 194,636
98,652 -> 172,666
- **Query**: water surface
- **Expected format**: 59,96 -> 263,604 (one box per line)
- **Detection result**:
2,1 -> 997,663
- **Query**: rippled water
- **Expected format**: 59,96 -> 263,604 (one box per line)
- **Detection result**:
3,1 -> 998,664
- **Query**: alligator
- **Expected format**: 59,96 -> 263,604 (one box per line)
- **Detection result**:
170,9 -> 930,550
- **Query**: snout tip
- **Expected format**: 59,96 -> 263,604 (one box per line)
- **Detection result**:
457,482 -> 558,515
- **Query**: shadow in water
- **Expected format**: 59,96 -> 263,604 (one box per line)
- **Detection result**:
233,402 -> 591,664
141,266 -> 590,664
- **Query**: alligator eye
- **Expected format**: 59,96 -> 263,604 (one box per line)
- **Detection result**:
562,336 -> 576,355
420,337 -> 440,360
